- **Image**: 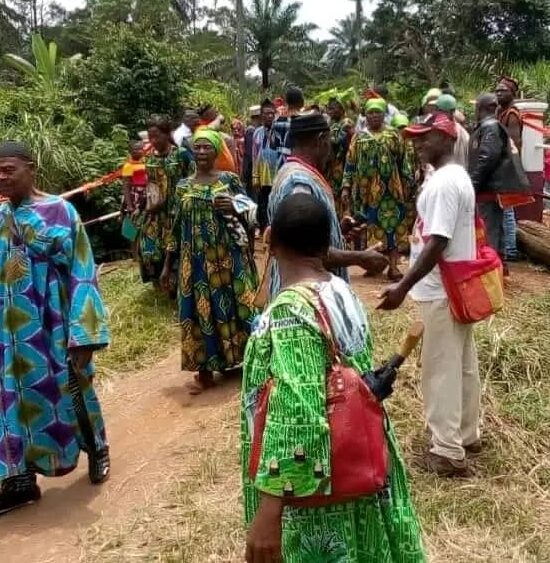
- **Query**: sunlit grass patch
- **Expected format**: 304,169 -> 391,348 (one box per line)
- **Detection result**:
81,289 -> 550,562
95,262 -> 178,380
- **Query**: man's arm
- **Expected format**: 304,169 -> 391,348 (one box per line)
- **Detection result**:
326,247 -> 388,275
285,182 -> 388,275
399,236 -> 448,293
469,124 -> 505,191
378,236 -> 449,310
506,113 -> 522,153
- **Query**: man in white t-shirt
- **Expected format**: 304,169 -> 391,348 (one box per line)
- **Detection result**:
172,110 -> 200,148
379,112 -> 480,478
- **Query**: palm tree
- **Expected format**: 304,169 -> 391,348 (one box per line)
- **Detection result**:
353,0 -> 363,61
327,1 -> 366,74
326,16 -> 358,74
246,0 -> 317,89
235,0 -> 246,94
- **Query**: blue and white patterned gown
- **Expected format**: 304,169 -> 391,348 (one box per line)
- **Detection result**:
0,195 -> 110,481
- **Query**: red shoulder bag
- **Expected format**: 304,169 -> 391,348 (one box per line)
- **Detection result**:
249,285 -> 388,507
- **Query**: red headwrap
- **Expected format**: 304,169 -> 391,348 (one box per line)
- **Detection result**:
362,88 -> 382,100
498,76 -> 519,95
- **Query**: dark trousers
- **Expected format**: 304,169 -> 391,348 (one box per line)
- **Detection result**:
258,185 -> 272,234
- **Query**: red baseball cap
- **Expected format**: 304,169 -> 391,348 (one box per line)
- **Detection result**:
403,112 -> 458,140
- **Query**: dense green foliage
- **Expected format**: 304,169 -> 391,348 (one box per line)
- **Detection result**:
69,25 -> 195,136
1,0 -> 549,258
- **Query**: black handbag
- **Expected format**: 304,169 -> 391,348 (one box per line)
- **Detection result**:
489,124 -> 531,194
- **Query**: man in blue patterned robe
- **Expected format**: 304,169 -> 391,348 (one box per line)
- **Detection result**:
0,141 -> 110,515
267,113 -> 388,299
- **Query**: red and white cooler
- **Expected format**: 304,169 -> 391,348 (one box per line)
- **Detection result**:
515,101 -> 548,222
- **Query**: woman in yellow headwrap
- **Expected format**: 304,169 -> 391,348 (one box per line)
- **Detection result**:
163,129 -> 259,395
342,99 -> 415,280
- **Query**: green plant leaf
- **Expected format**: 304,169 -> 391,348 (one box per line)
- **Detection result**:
3,53 -> 37,79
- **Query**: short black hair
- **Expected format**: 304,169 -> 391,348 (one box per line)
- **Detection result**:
328,97 -> 344,108
374,84 -> 389,98
146,114 -> 173,134
271,193 -> 331,257
261,98 -> 275,111
198,104 -> 214,117
285,86 -> 305,108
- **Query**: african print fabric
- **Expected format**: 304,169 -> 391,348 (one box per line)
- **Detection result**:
404,139 -> 420,234
0,196 -> 110,481
343,129 -> 415,252
138,146 -> 195,283
272,116 -> 293,169
241,277 -> 426,562
170,173 -> 258,373
268,158 -> 349,299
252,127 -> 279,188
328,118 -> 354,197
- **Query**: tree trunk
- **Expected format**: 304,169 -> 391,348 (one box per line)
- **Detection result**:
31,0 -> 38,32
261,65 -> 269,90
350,0 -> 362,67
355,0 -> 363,54
517,220 -> 550,267
235,0 -> 246,99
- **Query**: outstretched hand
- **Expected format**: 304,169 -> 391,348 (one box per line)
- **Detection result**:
377,283 -> 408,311
356,243 -> 388,276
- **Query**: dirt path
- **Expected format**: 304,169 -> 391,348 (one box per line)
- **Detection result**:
2,262 -> 549,563
0,352 -> 240,563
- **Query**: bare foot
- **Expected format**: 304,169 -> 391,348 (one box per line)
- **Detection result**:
187,372 -> 215,396
387,267 -> 404,282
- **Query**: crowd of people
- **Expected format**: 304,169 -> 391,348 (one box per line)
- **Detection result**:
0,74 -> 536,562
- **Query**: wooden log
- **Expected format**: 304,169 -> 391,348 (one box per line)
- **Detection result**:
517,220 -> 550,267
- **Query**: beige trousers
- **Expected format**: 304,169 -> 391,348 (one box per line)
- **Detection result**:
419,299 -> 481,461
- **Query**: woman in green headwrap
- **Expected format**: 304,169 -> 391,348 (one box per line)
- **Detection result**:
342,99 -> 415,280
164,129 -> 259,394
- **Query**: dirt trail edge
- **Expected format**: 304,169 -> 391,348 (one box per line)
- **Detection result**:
0,351 -> 240,563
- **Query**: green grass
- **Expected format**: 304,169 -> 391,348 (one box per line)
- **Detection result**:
82,290 -> 550,562
94,262 -> 179,380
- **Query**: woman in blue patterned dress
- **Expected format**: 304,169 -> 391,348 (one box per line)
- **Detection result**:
0,142 -> 110,515
164,130 -> 258,395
